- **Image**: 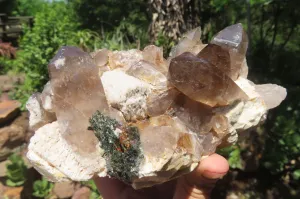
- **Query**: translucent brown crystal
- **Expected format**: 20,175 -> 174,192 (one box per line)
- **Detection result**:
169,52 -> 249,107
197,44 -> 231,77
211,23 -> 248,80
170,27 -> 205,58
126,60 -> 167,88
147,88 -> 180,117
48,46 -> 109,154
142,45 -> 168,75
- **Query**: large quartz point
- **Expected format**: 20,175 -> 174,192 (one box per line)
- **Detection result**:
48,46 -> 109,154
169,27 -> 206,58
211,23 -> 248,80
142,45 -> 168,75
255,84 -> 287,109
169,52 -> 248,107
26,24 -> 287,189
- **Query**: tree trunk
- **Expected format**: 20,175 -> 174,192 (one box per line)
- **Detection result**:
149,0 -> 200,42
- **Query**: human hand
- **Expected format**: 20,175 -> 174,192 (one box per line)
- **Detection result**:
94,153 -> 229,199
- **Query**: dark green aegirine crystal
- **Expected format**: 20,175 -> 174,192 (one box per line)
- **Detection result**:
89,111 -> 143,183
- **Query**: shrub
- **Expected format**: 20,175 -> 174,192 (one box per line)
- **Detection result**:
12,0 -> 46,16
218,145 -> 243,169
32,178 -> 54,198
3,1 -> 133,108
5,154 -> 27,187
261,90 -> 300,175
3,2 -> 82,108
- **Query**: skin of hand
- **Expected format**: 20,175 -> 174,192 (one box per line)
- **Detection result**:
94,153 -> 229,199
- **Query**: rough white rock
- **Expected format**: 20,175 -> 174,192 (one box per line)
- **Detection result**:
101,70 -> 152,121
27,150 -> 69,182
40,81 -> 54,112
26,94 -> 55,130
225,99 -> 267,132
28,121 -> 107,181
214,77 -> 268,145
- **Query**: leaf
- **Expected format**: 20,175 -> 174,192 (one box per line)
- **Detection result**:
32,179 -> 54,198
5,154 -> 27,187
292,170 -> 300,180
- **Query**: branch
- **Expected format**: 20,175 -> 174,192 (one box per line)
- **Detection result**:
279,25 -> 295,52
270,3 -> 281,53
263,25 -> 273,41
260,5 -> 265,43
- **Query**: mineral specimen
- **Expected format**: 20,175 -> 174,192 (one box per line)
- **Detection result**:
26,23 -> 287,189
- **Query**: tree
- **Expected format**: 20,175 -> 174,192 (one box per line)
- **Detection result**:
149,0 -> 201,42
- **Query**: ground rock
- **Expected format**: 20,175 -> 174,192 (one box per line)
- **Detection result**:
0,100 -> 20,126
0,119 -> 27,161
53,182 -> 76,199
3,186 -> 23,199
0,75 -> 24,92
72,187 -> 91,199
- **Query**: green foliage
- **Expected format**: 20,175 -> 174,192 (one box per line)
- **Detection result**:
99,24 -> 138,51
32,178 -> 54,198
0,0 -> 48,16
218,146 -> 243,169
89,111 -> 143,182
262,90 -> 300,174
208,1 -> 300,196
71,0 -> 149,49
1,1 -> 149,108
76,30 -> 102,52
81,180 -> 102,199
12,0 -> 47,16
3,2 -> 102,108
5,154 -> 27,187
2,1 -> 139,108
210,0 -> 230,11
155,32 -> 175,57
250,0 -> 273,5
0,57 -> 9,75
71,0 -> 149,32
292,170 -> 300,181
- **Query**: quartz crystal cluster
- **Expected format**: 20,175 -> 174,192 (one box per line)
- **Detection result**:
26,24 -> 286,189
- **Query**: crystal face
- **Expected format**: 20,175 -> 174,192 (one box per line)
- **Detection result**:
197,44 -> 231,77
169,27 -> 205,58
48,46 -> 109,154
254,84 -> 287,109
169,52 -> 249,106
26,24 -> 287,189
211,23 -> 248,80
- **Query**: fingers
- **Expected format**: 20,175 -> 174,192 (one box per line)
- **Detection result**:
94,176 -> 127,199
95,154 -> 229,199
94,176 -> 154,199
173,154 -> 229,199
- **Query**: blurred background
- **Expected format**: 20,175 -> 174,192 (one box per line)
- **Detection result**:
0,0 -> 299,198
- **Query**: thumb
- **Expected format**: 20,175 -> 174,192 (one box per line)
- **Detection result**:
173,154 -> 229,199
